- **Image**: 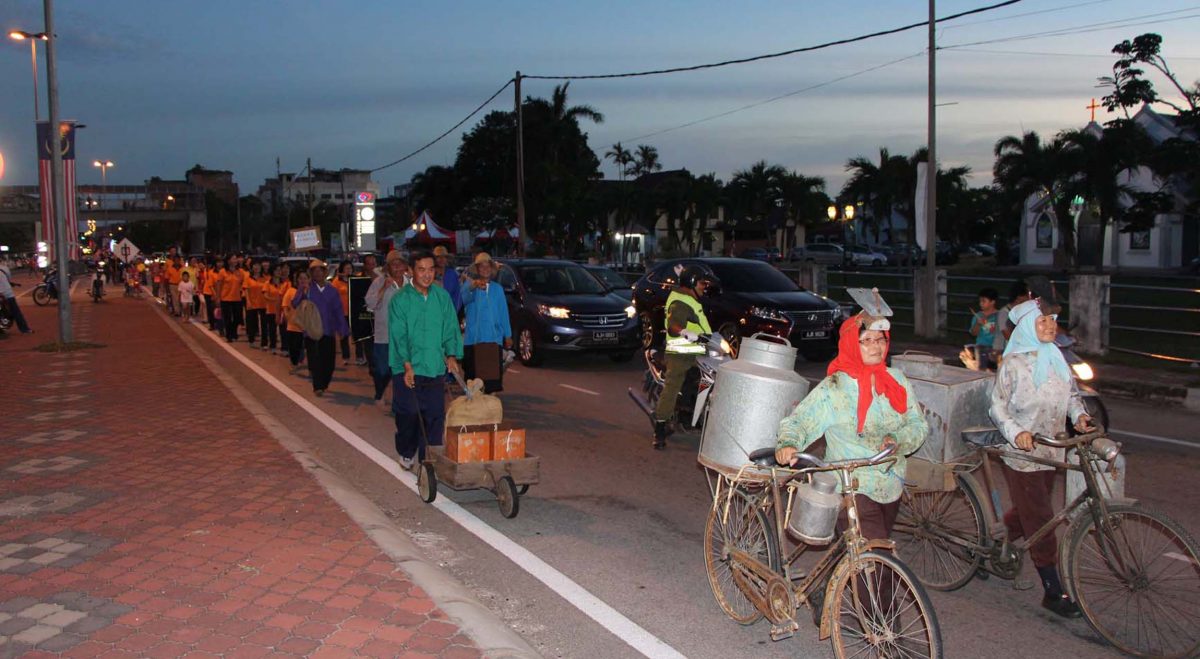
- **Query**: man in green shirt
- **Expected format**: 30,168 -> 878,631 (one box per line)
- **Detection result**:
389,250 -> 463,469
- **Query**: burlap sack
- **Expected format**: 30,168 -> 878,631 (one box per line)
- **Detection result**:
445,378 -> 503,427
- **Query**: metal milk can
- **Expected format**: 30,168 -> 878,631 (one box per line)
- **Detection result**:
787,471 -> 841,544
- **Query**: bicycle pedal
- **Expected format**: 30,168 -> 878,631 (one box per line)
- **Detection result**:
1013,578 -> 1035,591
769,620 -> 798,642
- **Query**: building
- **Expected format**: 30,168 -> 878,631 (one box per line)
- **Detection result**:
186,165 -> 238,206
256,168 -> 380,216
1019,106 -> 1197,269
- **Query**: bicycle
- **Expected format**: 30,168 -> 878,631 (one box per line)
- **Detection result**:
893,428 -> 1200,658
704,443 -> 943,658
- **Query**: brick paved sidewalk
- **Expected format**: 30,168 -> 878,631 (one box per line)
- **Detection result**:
0,290 -> 481,658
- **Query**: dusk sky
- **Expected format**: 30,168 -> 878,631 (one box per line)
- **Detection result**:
2,1 -> 1199,198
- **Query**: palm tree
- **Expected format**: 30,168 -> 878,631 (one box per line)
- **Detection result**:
549,81 -> 604,126
631,144 -> 662,177
605,142 -> 633,180
993,131 -> 1078,266
778,172 -> 828,251
842,148 -> 909,244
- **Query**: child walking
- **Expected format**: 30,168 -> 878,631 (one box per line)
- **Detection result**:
178,271 -> 196,323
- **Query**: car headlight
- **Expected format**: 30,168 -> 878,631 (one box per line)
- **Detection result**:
750,306 -> 786,321
1071,362 -> 1094,381
625,304 -> 636,319
537,304 -> 570,319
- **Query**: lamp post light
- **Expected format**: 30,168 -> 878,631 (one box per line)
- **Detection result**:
828,204 -> 856,249
8,30 -> 48,121
93,159 -> 113,229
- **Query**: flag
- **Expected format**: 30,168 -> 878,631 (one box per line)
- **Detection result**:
36,121 -> 79,259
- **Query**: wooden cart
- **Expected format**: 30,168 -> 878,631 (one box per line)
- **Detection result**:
416,447 -> 540,518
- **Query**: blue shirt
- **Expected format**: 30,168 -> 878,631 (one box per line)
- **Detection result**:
460,281 -> 511,345
440,268 -> 462,312
291,282 -> 350,338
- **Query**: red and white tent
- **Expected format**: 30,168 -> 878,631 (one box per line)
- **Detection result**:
404,211 -> 454,245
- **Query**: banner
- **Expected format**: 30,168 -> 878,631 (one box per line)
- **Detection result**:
36,121 -> 79,260
289,226 -> 322,251
913,162 -> 928,251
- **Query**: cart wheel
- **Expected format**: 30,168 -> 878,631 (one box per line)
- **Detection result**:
496,476 -> 519,518
516,484 -> 529,495
417,463 -> 437,503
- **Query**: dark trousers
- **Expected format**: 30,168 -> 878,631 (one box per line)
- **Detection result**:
392,375 -> 446,461
3,297 -> 30,333
204,295 -> 217,329
1003,466 -> 1058,568
654,353 -> 696,422
261,313 -> 278,349
370,342 -> 391,400
837,495 -> 901,542
305,335 -> 336,392
246,307 -> 264,344
221,301 -> 243,341
285,330 -> 305,366
464,343 -> 504,393
340,335 -> 350,361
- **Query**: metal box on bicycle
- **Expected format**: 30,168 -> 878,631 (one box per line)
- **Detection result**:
892,354 -> 994,464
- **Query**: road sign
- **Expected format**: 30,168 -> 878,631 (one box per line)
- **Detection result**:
114,238 -> 141,263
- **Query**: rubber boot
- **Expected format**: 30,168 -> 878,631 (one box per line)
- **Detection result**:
1037,565 -> 1081,618
653,421 -> 668,450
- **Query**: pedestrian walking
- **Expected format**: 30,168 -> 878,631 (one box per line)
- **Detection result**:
216,257 -> 245,342
203,257 -> 221,331
281,269 -> 307,372
262,266 -> 282,354
0,260 -> 33,334
432,245 -> 462,312
460,252 -> 511,393
389,250 -> 463,469
165,255 -> 183,316
178,271 -> 196,323
364,251 -> 407,412
244,261 -> 266,348
291,260 -> 349,396
331,260 -> 356,366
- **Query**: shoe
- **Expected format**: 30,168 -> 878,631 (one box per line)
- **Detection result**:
653,421 -> 668,450
398,454 -> 415,471
342,359 -> 350,366
20,329 -> 34,334
314,389 -> 325,397
1042,593 -> 1082,619
376,397 -> 391,414
356,357 -> 367,366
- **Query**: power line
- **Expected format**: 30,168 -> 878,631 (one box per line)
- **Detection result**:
942,0 -> 1116,30
370,79 -> 514,173
522,0 -> 1022,80
941,7 -> 1200,50
946,46 -> 1200,60
621,51 -> 927,143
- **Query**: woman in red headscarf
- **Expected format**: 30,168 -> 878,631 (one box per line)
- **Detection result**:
775,310 -> 929,541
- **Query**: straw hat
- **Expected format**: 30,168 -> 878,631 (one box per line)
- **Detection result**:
308,259 -> 327,270
473,252 -> 492,265
433,245 -> 449,257
385,250 -> 405,264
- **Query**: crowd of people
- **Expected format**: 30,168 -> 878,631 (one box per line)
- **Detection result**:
148,245 -> 511,472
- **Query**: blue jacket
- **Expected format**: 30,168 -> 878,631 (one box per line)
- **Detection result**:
441,268 -> 462,312
460,281 -> 511,346
291,282 -> 350,338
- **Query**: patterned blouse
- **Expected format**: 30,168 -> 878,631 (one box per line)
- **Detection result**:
990,351 -> 1087,472
777,369 -> 929,504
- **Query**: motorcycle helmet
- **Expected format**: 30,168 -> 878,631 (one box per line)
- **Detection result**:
676,264 -> 718,292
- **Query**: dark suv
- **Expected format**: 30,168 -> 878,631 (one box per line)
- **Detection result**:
632,257 -> 842,359
497,259 -> 640,366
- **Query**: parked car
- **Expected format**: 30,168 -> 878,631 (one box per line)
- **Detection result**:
584,264 -> 633,302
738,247 -> 772,262
632,257 -> 841,359
789,243 -> 845,267
766,247 -> 783,263
496,259 -> 639,366
967,243 -> 996,257
845,244 -> 888,268
882,244 -> 924,266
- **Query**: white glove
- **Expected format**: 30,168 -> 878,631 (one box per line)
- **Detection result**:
680,329 -> 700,342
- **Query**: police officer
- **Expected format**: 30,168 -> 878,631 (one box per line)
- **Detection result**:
653,265 -> 713,449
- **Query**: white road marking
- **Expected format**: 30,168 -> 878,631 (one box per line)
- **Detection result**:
188,316 -> 684,659
559,384 -> 600,396
1109,428 -> 1199,450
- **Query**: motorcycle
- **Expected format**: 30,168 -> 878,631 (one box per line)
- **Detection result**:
32,269 -> 60,306
0,300 -> 12,331
628,333 -> 733,431
90,261 -> 106,303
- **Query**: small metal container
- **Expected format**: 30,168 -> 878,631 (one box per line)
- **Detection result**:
738,333 -> 798,371
787,471 -> 841,544
891,353 -> 943,380
904,363 -> 995,464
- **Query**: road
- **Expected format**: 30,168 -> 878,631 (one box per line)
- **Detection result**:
183,316 -> 1200,659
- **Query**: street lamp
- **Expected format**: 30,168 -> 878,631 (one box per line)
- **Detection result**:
828,204 -> 857,246
93,159 -> 113,228
8,30 -> 48,121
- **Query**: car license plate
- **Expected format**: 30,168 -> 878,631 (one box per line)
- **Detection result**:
592,331 -> 618,343
802,330 -> 828,340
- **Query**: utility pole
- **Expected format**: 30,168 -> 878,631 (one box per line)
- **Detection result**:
306,157 -> 314,231
235,191 -> 242,252
920,0 -> 939,338
43,0 -> 71,342
514,72 -> 526,257
277,157 -> 287,251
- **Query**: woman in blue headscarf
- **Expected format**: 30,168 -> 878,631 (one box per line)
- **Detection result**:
989,282 -> 1094,619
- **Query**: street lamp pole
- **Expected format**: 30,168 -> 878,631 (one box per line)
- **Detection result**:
8,30 -> 48,121
42,0 -> 71,342
93,160 -> 113,231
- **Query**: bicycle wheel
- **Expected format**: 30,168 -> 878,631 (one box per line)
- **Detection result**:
830,550 -> 943,659
1067,503 -> 1200,658
33,286 -> 51,306
703,487 -> 780,625
894,473 -> 986,591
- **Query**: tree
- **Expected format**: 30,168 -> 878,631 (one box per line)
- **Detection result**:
841,148 -> 910,244
1100,33 -> 1199,119
778,172 -> 829,250
605,142 -> 633,180
631,144 -> 662,177
728,161 -> 786,223
993,131 -> 1080,266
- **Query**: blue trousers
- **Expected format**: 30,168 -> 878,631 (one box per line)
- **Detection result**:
371,342 -> 391,400
392,375 -> 445,461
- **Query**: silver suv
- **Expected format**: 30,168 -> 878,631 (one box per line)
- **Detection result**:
789,243 -> 845,266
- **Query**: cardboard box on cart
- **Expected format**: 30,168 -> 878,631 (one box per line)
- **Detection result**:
446,425 -> 492,463
490,423 -> 526,461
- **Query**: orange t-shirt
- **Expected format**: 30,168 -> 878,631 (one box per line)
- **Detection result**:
201,269 -> 214,296
218,270 -> 244,302
331,277 -> 350,318
166,264 -> 183,285
263,280 -> 282,315
282,288 -> 301,332
245,275 -> 266,310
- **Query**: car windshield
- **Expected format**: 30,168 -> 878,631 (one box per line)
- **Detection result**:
707,261 -> 800,293
588,267 -> 628,290
518,264 -> 607,295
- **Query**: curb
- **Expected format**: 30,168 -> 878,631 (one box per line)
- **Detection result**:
1095,380 -> 1189,406
1186,388 -> 1200,412
152,302 -> 541,658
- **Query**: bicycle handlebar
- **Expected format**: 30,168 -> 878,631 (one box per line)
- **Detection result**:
1033,425 -> 1107,448
790,443 -> 898,473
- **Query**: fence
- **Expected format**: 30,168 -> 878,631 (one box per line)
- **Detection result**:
1106,282 -> 1200,366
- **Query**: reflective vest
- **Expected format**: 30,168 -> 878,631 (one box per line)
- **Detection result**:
664,291 -> 712,354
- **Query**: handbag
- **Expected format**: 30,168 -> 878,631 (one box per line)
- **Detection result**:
296,299 -> 324,340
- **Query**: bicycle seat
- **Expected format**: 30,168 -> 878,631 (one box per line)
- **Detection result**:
747,447 -> 778,466
962,427 -> 1005,447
